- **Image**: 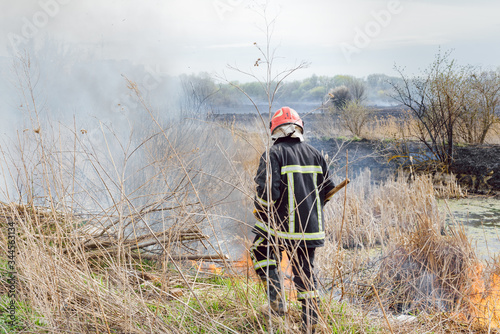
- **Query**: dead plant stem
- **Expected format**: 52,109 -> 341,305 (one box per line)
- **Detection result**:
372,284 -> 394,334
338,150 -> 348,301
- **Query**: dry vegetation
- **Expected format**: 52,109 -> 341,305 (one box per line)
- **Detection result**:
317,170 -> 500,333
1,56 -> 499,334
1,108 -> 499,333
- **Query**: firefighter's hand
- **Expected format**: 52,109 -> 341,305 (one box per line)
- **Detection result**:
252,208 -> 265,221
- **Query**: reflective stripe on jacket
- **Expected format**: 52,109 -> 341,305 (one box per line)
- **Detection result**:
252,137 -> 335,248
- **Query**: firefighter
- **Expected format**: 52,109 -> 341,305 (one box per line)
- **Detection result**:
250,106 -> 336,333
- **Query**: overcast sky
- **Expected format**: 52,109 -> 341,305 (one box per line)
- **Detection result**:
1,0 -> 499,81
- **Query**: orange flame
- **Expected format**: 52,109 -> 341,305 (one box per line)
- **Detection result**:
468,263 -> 500,329
234,250 -> 297,300
232,251 -> 259,279
280,251 -> 297,300
188,251 -> 299,300
190,260 -> 223,275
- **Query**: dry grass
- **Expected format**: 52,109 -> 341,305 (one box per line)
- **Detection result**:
364,113 -> 419,142
0,94 -> 259,332
2,109 -> 497,333
2,114 -> 496,333
373,218 -> 476,314
311,110 -> 421,142
0,120 -> 497,333
316,169 -> 499,333
321,170 -> 443,250
0,203 -> 178,333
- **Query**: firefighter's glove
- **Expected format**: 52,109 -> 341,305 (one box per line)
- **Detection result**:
253,208 -> 266,222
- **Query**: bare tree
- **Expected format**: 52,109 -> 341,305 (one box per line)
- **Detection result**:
456,70 -> 500,144
338,100 -> 371,138
223,24 -> 309,121
390,50 -> 470,170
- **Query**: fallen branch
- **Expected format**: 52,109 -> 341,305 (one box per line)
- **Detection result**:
130,252 -> 228,262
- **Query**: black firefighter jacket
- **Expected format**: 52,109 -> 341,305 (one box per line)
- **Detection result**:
252,136 -> 336,248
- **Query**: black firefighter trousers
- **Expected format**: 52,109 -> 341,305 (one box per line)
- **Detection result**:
249,234 -> 319,326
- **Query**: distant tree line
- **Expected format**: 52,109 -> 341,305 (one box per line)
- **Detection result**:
178,72 -> 403,115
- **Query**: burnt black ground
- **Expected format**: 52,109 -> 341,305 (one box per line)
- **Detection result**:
209,111 -> 500,193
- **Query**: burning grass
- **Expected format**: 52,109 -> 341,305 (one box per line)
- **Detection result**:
467,262 -> 500,330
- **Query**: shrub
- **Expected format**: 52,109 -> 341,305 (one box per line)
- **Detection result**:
337,100 -> 372,138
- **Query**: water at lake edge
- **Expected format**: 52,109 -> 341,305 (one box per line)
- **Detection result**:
439,197 -> 500,260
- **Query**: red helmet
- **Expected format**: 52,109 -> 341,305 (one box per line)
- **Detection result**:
269,106 -> 304,134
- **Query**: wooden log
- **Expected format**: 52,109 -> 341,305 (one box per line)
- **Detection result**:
169,254 -> 229,261
70,229 -> 207,254
130,252 -> 229,262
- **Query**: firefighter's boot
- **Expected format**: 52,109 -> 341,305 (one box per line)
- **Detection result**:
260,269 -> 286,316
300,298 -> 319,333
